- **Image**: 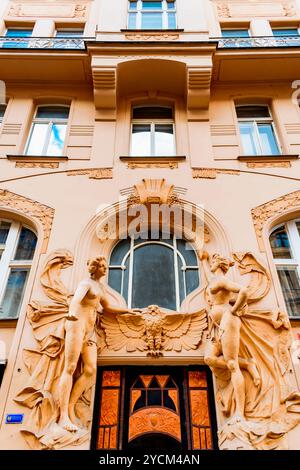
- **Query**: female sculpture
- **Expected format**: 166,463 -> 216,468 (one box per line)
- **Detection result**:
58,256 -> 138,432
200,251 -> 261,422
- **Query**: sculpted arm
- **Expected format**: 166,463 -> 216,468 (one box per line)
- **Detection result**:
100,288 -> 141,315
199,251 -> 212,283
211,279 -> 248,316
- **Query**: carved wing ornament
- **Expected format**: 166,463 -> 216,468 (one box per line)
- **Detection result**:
100,306 -> 208,356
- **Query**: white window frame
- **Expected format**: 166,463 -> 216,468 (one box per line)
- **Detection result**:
109,235 -> 199,311
0,219 -> 36,319
221,28 -> 251,37
131,107 -> 176,156
25,104 -> 70,156
237,105 -> 281,156
270,220 -> 300,318
4,27 -> 33,37
128,0 -> 177,30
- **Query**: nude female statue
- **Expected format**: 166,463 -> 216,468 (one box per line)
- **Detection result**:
200,251 -> 261,421
58,256 -> 138,432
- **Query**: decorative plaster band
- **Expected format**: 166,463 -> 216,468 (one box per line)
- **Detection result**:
127,162 -> 178,169
67,168 -> 113,179
193,168 -> 240,179
0,189 -> 54,253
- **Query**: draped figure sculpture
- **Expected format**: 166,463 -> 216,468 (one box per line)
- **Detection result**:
59,256 -> 138,432
200,251 -> 261,422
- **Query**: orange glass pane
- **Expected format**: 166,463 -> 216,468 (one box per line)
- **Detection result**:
104,428 -> 110,449
99,389 -> 119,425
168,390 -> 178,413
97,428 -> 104,449
188,371 -> 207,388
206,428 -> 212,450
192,426 -> 201,450
110,426 -> 118,449
190,389 -> 210,427
102,370 -> 121,387
140,375 -> 154,388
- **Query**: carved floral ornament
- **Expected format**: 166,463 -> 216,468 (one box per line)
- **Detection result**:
252,189 -> 300,251
0,189 -> 54,253
7,3 -> 88,18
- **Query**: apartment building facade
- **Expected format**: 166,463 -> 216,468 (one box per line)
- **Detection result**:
0,0 -> 299,451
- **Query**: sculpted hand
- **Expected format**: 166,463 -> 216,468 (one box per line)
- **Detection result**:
127,308 -> 143,315
199,250 -> 209,261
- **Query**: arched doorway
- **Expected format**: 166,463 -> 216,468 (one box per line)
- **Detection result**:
92,366 -> 218,451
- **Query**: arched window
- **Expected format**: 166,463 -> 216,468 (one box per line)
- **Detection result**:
108,234 -> 199,310
0,219 -> 37,319
25,105 -> 70,156
270,220 -> 300,318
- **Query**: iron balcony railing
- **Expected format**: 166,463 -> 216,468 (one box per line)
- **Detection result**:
214,35 -> 300,48
0,36 -> 94,50
1,35 -> 300,50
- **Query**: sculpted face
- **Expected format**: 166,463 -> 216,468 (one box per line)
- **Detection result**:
97,259 -> 108,278
88,258 -> 108,279
210,255 -> 232,274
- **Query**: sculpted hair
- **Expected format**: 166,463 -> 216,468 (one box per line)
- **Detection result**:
211,253 -> 234,273
87,256 -> 107,277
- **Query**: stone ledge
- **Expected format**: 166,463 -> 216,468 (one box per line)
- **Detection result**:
7,155 -> 69,163
238,155 -> 299,162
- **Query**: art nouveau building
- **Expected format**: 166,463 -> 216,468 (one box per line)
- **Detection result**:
0,0 -> 300,451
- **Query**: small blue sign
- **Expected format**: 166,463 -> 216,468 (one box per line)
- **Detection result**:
5,414 -> 24,424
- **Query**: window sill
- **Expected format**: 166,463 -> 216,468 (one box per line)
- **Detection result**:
120,155 -> 185,161
7,155 -> 69,163
238,155 -> 299,162
0,318 -> 18,328
121,29 -> 184,33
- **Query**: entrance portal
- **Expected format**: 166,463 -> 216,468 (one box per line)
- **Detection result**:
92,366 -> 218,451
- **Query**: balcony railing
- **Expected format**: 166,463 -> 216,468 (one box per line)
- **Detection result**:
214,35 -> 300,49
0,36 -> 93,50
1,35 -> 300,50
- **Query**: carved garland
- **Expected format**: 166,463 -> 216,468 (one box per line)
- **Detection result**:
0,189 -> 54,253
252,189 -> 300,251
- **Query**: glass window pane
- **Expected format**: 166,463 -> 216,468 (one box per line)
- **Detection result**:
56,30 -> 83,37
296,221 -> 300,237
141,12 -> 163,29
36,106 -> 69,119
154,124 -> 175,156
185,269 -> 200,296
133,106 -> 173,119
258,124 -> 280,155
222,29 -> 250,38
142,1 -> 162,9
129,1 -> 138,10
277,267 -> 300,317
47,123 -> 67,156
26,123 -> 49,155
3,29 -> 32,49
14,227 -> 37,260
109,239 -> 131,265
5,29 -> 32,37
167,2 -> 176,10
176,239 -> 198,265
0,269 -> 29,319
131,124 -> 151,156
131,244 -> 177,309
168,12 -> 176,29
0,104 -> 7,120
108,269 -> 123,295
270,226 -> 292,259
273,29 -> 298,37
0,221 -> 11,245
236,106 -> 270,119
128,12 -> 137,28
239,122 -> 259,155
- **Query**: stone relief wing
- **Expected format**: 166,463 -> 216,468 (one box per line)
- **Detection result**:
101,312 -> 147,352
162,310 -> 207,352
233,252 -> 271,304
40,249 -> 74,305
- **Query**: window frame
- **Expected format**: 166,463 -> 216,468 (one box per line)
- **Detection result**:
109,234 -> 200,311
25,104 -> 70,157
270,219 -> 300,319
55,28 -> 85,38
130,105 -> 176,156
221,28 -> 251,38
0,219 -> 37,320
0,103 -> 7,128
236,104 -> 281,156
128,0 -> 177,30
